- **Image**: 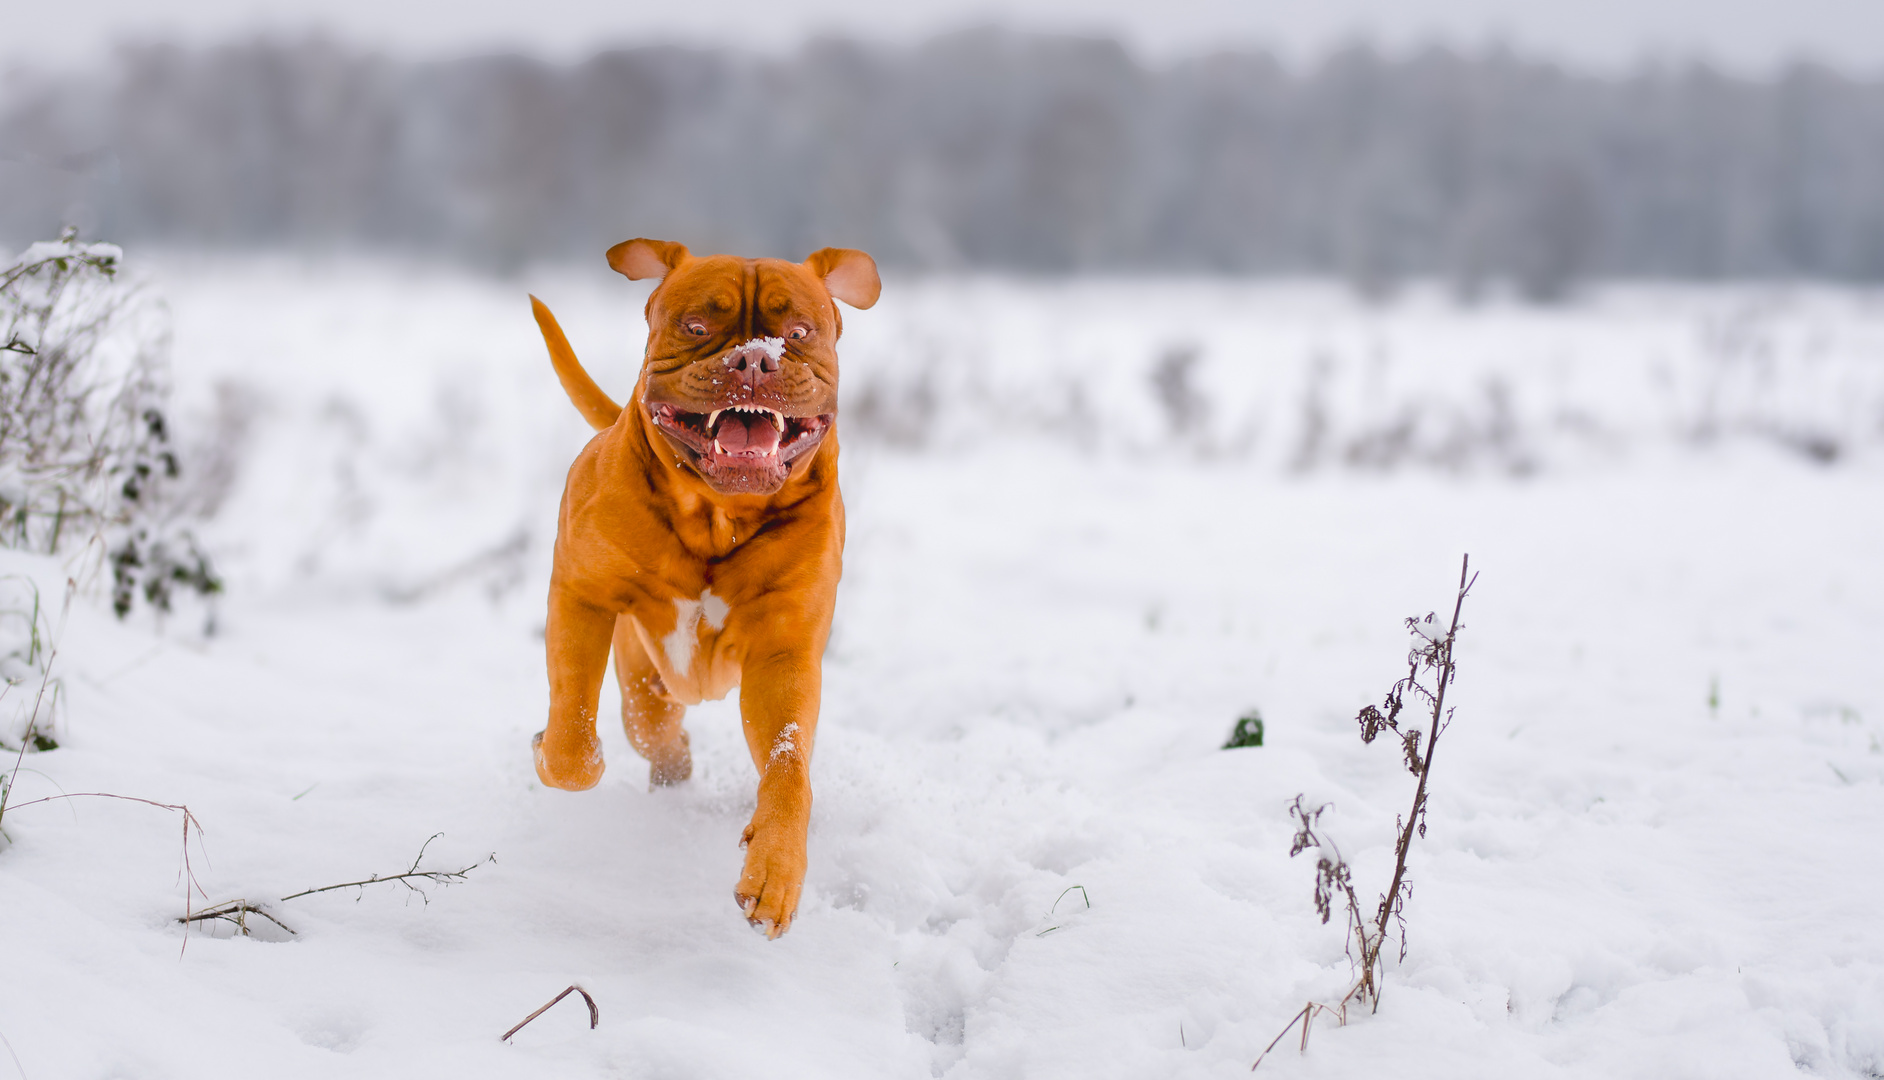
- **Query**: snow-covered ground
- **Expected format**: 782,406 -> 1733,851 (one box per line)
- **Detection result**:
1,258 -> 1881,1078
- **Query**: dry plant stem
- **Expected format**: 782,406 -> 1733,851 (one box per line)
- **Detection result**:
0,791 -> 207,951
7,792 -> 481,947
1366,555 -> 1476,1007
1250,1002 -> 1341,1069
180,834 -> 493,937
278,860 -> 486,902
279,832 -> 486,903
179,900 -> 297,936
501,985 -> 599,1042
1254,555 -> 1476,1070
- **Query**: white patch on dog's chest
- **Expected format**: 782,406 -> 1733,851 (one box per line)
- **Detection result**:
662,588 -> 730,676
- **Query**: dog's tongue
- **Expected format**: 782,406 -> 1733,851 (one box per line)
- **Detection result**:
714,412 -> 782,455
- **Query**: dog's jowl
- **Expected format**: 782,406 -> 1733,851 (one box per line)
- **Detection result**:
528,239 -> 878,938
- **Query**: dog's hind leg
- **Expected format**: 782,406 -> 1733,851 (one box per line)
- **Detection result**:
533,579 -> 613,791
612,615 -> 692,787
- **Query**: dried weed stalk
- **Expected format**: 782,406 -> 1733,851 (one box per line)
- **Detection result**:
1254,554 -> 1477,1069
0,790 -> 209,953
501,984 -> 600,1042
180,832 -> 494,937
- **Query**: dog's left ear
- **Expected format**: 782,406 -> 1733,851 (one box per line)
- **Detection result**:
804,248 -> 880,309
607,238 -> 690,280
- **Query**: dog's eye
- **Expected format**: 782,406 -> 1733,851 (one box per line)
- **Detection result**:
684,321 -> 707,336
787,326 -> 809,341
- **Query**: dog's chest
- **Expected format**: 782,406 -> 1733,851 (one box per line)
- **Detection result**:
636,587 -> 741,704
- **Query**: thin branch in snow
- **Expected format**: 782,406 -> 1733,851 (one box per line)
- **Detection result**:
181,832 -> 496,937
501,985 -> 599,1042
179,900 -> 296,937
278,832 -> 491,904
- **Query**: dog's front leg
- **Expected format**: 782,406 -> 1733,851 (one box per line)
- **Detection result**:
734,647 -> 820,939
533,579 -> 614,791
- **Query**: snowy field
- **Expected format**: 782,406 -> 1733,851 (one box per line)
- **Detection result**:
1,257 -> 1882,1078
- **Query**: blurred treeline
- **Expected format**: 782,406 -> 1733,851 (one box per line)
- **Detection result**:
5,31 -> 1884,295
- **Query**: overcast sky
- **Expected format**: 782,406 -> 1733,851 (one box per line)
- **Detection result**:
11,0 -> 1884,73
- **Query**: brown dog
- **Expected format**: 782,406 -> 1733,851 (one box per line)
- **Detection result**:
528,238 -> 878,938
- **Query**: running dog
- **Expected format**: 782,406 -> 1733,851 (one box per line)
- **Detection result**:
528,238 -> 878,938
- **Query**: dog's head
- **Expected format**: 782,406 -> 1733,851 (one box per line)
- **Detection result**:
611,238 -> 878,497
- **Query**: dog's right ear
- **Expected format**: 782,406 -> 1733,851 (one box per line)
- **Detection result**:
606,238 -> 690,281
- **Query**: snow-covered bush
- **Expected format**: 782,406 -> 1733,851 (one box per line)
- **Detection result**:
0,229 -> 219,621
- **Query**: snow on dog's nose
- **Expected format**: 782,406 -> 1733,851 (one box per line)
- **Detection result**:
723,337 -> 786,389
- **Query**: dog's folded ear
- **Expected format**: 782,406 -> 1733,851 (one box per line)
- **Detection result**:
804,248 -> 881,310
607,238 -> 691,281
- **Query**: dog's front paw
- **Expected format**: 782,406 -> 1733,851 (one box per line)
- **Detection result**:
533,729 -> 604,791
734,822 -> 805,939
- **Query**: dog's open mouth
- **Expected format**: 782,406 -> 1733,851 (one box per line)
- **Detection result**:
648,402 -> 832,489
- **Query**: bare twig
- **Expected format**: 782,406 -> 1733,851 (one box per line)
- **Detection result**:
179,900 -> 297,937
6,787 -> 485,945
501,985 -> 599,1042
278,832 -> 490,904
180,833 -> 494,937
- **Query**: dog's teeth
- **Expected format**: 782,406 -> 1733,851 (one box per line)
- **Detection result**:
713,439 -> 726,456
708,409 -> 723,429
768,411 -> 785,431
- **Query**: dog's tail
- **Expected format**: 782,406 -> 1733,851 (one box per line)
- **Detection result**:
530,295 -> 622,432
